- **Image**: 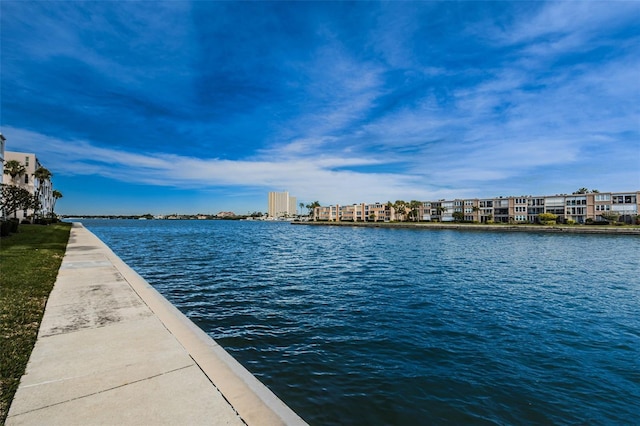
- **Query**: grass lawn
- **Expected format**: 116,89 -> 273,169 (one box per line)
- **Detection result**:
0,223 -> 71,424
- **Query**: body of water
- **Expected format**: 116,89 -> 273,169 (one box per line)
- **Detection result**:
81,219 -> 639,425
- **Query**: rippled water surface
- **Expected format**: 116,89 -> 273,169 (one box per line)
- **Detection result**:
82,219 -> 640,425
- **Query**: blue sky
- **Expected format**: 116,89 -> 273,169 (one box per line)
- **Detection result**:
2,1 -> 639,215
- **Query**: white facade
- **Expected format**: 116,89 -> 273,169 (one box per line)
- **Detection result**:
0,133 -> 5,218
3,151 -> 54,221
441,201 -> 454,222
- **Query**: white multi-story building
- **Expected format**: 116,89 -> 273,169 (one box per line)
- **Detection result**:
313,191 -> 640,224
0,133 -> 5,218
268,191 -> 297,218
3,151 -> 54,221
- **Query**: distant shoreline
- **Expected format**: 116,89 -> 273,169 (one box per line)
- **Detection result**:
292,221 -> 640,235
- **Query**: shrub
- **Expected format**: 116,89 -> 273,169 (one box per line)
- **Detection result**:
538,213 -> 558,224
0,221 -> 11,237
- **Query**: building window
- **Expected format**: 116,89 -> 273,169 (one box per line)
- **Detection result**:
24,175 -> 29,184
595,194 -> 610,201
25,156 -> 29,166
612,196 -> 630,204
566,198 -> 587,206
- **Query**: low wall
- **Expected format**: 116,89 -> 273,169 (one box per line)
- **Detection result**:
293,221 -> 640,235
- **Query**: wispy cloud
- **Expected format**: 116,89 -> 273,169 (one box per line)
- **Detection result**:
5,127 -> 432,205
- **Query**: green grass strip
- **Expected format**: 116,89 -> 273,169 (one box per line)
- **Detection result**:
0,223 -> 71,425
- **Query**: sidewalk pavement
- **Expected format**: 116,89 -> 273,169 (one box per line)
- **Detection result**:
6,223 -> 307,426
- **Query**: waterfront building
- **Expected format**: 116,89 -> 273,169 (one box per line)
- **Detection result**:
0,133 -> 5,218
268,191 -> 297,218
2,151 -> 54,221
318,202 -> 394,222
313,191 -> 640,224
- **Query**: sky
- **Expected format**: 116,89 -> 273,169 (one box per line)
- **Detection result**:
1,1 -> 639,215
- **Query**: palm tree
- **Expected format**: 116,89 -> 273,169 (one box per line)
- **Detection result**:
394,200 -> 407,222
409,200 -> 421,222
3,160 -> 26,186
305,201 -> 321,220
299,202 -> 304,217
52,190 -> 63,218
33,167 -> 52,219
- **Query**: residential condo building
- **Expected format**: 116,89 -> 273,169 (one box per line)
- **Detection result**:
313,191 -> 640,224
0,133 -> 5,218
2,151 -> 54,221
267,191 -> 298,218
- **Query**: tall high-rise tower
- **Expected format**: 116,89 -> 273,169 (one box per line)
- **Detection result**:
268,191 -> 297,218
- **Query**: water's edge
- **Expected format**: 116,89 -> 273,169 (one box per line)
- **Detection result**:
77,223 -> 307,425
294,221 -> 640,235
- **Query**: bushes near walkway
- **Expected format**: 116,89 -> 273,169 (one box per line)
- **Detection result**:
0,223 -> 71,424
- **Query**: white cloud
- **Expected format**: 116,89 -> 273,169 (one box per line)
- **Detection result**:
4,127 -> 437,205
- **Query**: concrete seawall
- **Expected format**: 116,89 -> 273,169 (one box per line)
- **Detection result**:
7,223 -> 307,426
293,221 -> 640,235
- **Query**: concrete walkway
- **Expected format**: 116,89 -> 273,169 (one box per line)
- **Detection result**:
7,223 -> 307,426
